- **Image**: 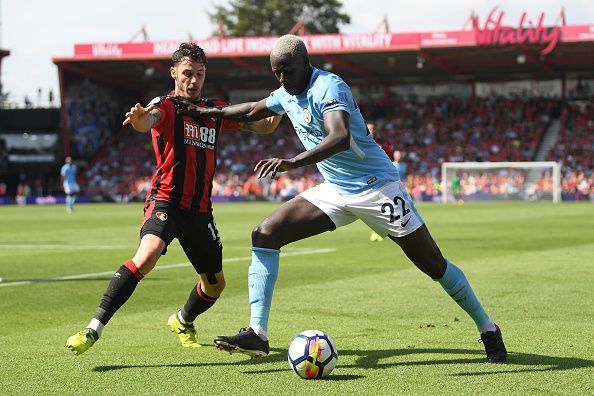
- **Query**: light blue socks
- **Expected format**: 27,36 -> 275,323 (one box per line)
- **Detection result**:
436,259 -> 496,333
66,195 -> 76,211
248,247 -> 280,339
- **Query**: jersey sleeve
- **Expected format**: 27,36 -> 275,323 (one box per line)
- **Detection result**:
265,90 -> 286,115
60,165 -> 66,176
318,77 -> 352,115
148,96 -> 169,131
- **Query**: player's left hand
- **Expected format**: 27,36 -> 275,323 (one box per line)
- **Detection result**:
254,158 -> 295,179
167,95 -> 209,115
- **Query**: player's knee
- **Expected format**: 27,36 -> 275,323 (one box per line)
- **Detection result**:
213,277 -> 226,295
202,274 -> 225,297
132,249 -> 161,275
417,256 -> 446,279
251,219 -> 279,247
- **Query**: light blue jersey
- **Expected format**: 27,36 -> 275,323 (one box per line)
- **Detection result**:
266,68 -> 399,194
61,163 -> 77,184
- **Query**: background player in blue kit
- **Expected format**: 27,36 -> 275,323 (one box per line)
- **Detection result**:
60,156 -> 79,213
184,35 -> 507,363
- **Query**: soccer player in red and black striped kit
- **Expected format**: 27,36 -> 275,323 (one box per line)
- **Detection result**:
66,43 -> 281,355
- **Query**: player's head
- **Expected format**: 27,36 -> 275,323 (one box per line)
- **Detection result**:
270,35 -> 312,95
171,43 -> 207,101
393,150 -> 402,162
65,156 -> 72,164
366,121 -> 377,138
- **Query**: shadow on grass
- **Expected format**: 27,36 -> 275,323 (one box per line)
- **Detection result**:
344,347 -> 594,376
93,346 -> 289,373
94,346 -> 594,377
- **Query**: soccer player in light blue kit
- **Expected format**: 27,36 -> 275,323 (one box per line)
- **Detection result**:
189,35 -> 506,363
60,156 -> 80,213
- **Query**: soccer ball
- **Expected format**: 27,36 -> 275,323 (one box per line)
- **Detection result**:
287,330 -> 338,379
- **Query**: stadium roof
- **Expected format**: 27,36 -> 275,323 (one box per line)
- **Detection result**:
53,13 -> 594,96
0,49 -> 9,83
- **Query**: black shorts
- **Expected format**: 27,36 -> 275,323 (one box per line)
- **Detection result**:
140,200 -> 223,274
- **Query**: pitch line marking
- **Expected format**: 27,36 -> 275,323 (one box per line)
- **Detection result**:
0,244 -> 321,252
0,248 -> 336,288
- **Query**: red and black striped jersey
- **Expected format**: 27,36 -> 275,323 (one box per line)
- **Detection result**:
145,96 -> 238,212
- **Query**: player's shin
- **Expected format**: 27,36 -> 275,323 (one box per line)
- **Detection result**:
179,282 -> 217,324
435,259 -> 496,334
248,247 -> 280,340
89,260 -> 143,337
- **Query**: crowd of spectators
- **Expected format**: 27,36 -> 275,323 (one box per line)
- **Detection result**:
65,81 -> 120,159
546,102 -> 593,200
83,120 -> 324,202
442,169 -> 556,202
367,96 -> 553,174
370,97 -> 565,201
84,130 -> 154,202
79,96 -> 591,202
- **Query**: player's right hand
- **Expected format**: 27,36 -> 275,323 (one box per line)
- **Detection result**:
254,157 -> 295,179
122,103 -> 157,127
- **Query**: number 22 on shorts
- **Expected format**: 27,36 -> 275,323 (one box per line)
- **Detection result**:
381,195 -> 411,226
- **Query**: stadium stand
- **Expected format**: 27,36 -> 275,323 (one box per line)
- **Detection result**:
547,101 -> 593,200
2,12 -> 593,204
80,95 -> 592,202
65,81 -> 120,160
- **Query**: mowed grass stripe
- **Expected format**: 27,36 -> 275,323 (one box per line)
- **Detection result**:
1,243 -> 592,394
0,248 -> 336,288
0,202 -> 593,395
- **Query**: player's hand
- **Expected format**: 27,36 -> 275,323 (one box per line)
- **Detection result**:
122,103 -> 157,127
167,95 -> 209,115
254,158 -> 295,179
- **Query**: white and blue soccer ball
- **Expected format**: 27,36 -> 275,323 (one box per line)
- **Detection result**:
288,330 -> 338,379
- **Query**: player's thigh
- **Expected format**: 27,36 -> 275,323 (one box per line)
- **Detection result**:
132,234 -> 166,275
389,225 -> 446,279
177,213 -> 223,286
64,182 -> 80,195
139,202 -> 177,264
346,181 -> 445,278
254,188 -> 349,247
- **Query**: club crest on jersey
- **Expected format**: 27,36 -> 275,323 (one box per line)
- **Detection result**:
302,108 -> 312,124
155,211 -> 168,221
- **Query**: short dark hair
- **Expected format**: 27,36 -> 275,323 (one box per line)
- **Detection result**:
172,42 -> 207,66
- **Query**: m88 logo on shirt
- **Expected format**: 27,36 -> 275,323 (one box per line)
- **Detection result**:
184,121 -> 216,150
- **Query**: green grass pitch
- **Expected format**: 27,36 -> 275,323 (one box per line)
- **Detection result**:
1,202 -> 593,395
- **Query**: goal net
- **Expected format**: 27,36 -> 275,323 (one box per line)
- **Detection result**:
441,161 -> 561,203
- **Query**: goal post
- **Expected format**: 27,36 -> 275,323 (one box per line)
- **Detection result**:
441,161 -> 561,203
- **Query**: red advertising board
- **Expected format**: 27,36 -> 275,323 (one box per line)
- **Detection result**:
72,9 -> 594,60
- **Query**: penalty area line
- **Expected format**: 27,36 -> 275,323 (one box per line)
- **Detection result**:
0,248 -> 336,288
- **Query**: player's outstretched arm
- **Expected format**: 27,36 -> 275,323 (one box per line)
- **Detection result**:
254,110 -> 351,179
122,103 -> 162,133
238,114 -> 283,134
182,98 -> 277,122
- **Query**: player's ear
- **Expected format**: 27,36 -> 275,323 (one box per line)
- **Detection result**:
170,66 -> 177,80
